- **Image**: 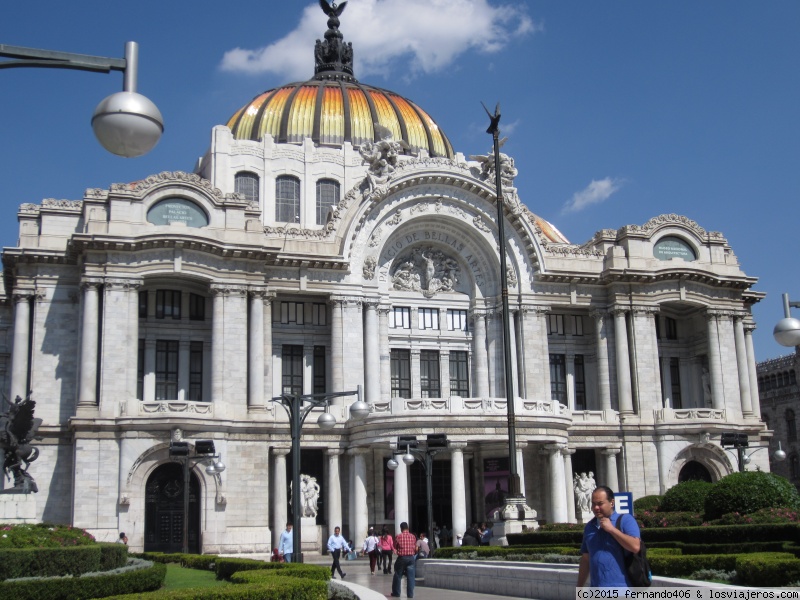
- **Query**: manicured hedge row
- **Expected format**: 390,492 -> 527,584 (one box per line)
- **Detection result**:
0,560 -> 166,600
434,545 -> 580,559
134,552 -> 218,571
0,542 -> 128,580
649,552 -> 798,580
737,554 -> 800,587
508,523 -> 800,546
215,557 -> 271,580
231,564 -> 330,583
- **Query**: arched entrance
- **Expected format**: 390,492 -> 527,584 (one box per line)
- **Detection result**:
144,462 -> 201,553
678,460 -> 712,482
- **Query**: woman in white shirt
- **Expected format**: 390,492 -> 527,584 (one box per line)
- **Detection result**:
362,527 -> 381,574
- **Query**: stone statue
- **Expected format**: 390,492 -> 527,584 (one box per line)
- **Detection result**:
470,139 -> 519,188
389,246 -> 460,298
573,471 -> 596,516
359,124 -> 413,188
319,0 -> 348,18
290,473 -> 321,518
0,393 -> 42,494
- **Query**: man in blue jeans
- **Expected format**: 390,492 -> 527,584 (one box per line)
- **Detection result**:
391,521 -> 418,598
278,522 -> 293,563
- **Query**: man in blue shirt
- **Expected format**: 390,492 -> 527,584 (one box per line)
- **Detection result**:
278,522 -> 293,563
577,486 -> 641,588
326,526 -> 351,579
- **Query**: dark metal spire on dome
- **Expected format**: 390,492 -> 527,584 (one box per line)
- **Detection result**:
314,0 -> 356,81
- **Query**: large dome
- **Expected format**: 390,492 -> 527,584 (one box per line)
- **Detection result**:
226,80 -> 454,158
225,3 -> 453,159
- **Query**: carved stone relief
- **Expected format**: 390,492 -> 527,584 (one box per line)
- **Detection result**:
390,245 -> 460,297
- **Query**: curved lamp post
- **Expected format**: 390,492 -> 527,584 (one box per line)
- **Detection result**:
272,385 -> 368,562
774,293 -> 800,348
0,41 -> 163,157
720,432 -> 786,472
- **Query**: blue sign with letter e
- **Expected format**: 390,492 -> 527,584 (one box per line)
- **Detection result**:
616,492 -> 633,515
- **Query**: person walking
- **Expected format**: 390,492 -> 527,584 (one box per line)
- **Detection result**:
278,521 -> 293,563
577,486 -> 641,588
362,527 -> 381,575
326,526 -> 351,579
379,526 -> 394,574
391,521 -> 418,598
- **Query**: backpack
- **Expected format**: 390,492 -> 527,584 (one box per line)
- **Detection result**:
615,514 -> 652,587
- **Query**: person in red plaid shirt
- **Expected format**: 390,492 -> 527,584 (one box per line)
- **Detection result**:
391,522 -> 418,598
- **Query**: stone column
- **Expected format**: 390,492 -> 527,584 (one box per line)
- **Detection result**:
655,436 -> 669,495
363,300 -> 380,405
744,324 -> 761,417
272,447 -> 290,549
591,311 -> 612,411
326,449 -> 343,530
566,353 -> 576,411
350,449 -> 369,545
178,341 -> 190,400
547,444 -> 568,523
507,308 -> 519,398
661,357 -> 673,408
78,280 -> 102,407
733,316 -> 753,415
441,350 -> 451,397
612,309 -> 633,414
211,285 -> 226,404
516,443 -> 527,498
520,305 -> 551,402
10,290 -> 33,401
631,307 -> 662,413
470,310 -> 489,397
602,448 -> 620,492
563,448 -> 577,523
410,349 -> 421,398
706,311 -> 725,411
127,280 -> 142,403
143,340 -> 156,402
263,293 -> 274,400
378,307 -> 391,402
393,453 -> 410,530
248,289 -> 266,408
329,298 -> 344,394
450,442 -> 467,544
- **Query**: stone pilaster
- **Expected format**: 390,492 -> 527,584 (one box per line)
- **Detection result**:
363,300 -> 380,404
744,323 -> 761,417
733,315 -> 753,415
631,306 -> 662,413
378,307 -> 391,402
591,311 -> 612,411
612,309 -> 633,414
10,289 -> 34,401
470,309 -> 489,397
705,311 -> 725,411
78,279 -> 103,408
248,288 -> 267,408
272,447 -> 290,549
602,448 -> 620,492
449,442 -> 467,544
329,298 -> 344,393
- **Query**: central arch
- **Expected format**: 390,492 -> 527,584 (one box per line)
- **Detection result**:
144,462 -> 201,553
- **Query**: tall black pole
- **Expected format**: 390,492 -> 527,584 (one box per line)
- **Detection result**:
291,394 -> 303,562
182,458 -> 190,554
486,106 -> 521,498
425,451 -> 434,544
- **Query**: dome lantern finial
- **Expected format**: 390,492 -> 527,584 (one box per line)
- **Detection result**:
314,0 -> 355,81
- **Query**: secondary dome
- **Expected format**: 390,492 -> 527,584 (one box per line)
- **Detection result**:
225,1 -> 454,159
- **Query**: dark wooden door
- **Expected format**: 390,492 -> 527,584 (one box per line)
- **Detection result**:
144,462 -> 200,553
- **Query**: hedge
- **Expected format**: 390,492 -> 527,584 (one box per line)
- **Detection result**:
660,480 -> 714,513
215,557 -> 270,580
736,553 -> 800,587
434,545 -> 580,559
0,559 -> 166,600
705,471 -> 800,520
133,552 -> 218,571
231,564 -> 330,583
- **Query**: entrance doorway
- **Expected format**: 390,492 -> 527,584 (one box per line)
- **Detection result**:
144,462 -> 201,553
409,459 -> 452,537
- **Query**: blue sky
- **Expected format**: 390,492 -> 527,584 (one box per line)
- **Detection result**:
2,1 -> 798,361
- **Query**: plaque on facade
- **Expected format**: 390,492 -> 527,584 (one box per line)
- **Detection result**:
147,198 -> 209,228
653,236 -> 696,261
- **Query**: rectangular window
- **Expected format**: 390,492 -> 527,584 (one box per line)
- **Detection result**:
390,349 -> 411,399
280,302 -> 305,324
447,309 -> 468,332
189,293 -> 205,321
549,353 -> 567,403
155,290 -> 181,320
276,176 -> 300,223
670,357 -> 682,409
449,351 -> 470,397
312,303 -> 327,326
665,317 -> 678,340
547,314 -> 564,335
574,355 -> 586,410
137,339 -> 144,400
420,350 -> 441,398
316,179 -> 340,225
155,340 -> 179,400
418,308 -> 440,330
389,307 -> 411,329
281,345 -> 304,396
138,292 -> 148,319
189,341 -> 204,401
313,346 -> 326,394
572,315 -> 584,336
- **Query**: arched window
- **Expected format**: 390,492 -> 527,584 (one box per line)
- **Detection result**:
792,370 -> 797,385
779,372 -> 786,387
276,176 -> 300,222
791,454 -> 800,481
235,171 -> 259,204
787,409 -> 797,443
316,179 -> 340,225
772,374 -> 778,389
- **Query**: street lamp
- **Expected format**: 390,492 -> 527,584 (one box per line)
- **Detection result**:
387,434 -> 448,550
169,439 -> 226,554
0,41 -> 163,157
773,293 -> 800,348
720,433 -> 786,472
482,102 -> 522,500
272,386 -> 368,563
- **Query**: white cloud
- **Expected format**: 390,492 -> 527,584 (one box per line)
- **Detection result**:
220,0 -> 538,80
562,178 -> 624,214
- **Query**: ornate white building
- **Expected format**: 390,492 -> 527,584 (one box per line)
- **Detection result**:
0,7 -> 769,553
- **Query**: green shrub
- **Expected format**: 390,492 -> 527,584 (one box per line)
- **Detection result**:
661,480 -> 713,513
648,548 -> 682,556
536,522 -> 584,532
634,495 -> 663,512
736,553 -> 800,587
214,557 -> 268,580
649,553 -> 739,577
0,559 -> 165,600
100,543 -> 130,571
0,545 -> 102,580
705,471 -> 800,520
710,507 -> 800,525
638,511 -> 704,529
230,564 -> 329,583
0,523 -> 95,548
180,554 -> 218,571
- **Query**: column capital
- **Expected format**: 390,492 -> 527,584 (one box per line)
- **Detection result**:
347,447 -> 369,457
519,304 -> 550,316
631,305 -> 659,317
610,307 -> 628,317
210,283 -> 248,296
561,447 -> 577,456
706,308 -> 734,320
330,295 -> 363,307
468,308 -> 489,321
448,441 -> 468,452
544,443 -> 565,453
104,277 -> 143,291
12,288 -> 35,302
80,277 -> 104,290
744,322 -> 757,334
363,298 -> 380,310
326,448 -> 345,457
601,448 -> 621,456
272,446 -> 291,457
248,287 -> 275,301
590,309 -> 609,321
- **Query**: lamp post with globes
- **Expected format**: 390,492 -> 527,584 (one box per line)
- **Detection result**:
272,386 -> 369,563
720,433 -> 786,473
0,41 -> 163,157
774,293 -> 800,349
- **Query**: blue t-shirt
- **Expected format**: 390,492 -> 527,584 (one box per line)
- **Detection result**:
580,512 -> 641,587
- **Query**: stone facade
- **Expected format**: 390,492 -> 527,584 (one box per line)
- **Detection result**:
757,351 -> 799,486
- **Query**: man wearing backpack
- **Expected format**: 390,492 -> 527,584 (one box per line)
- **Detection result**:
577,486 -> 642,588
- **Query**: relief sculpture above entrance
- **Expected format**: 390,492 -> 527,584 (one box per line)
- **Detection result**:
390,245 -> 461,298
